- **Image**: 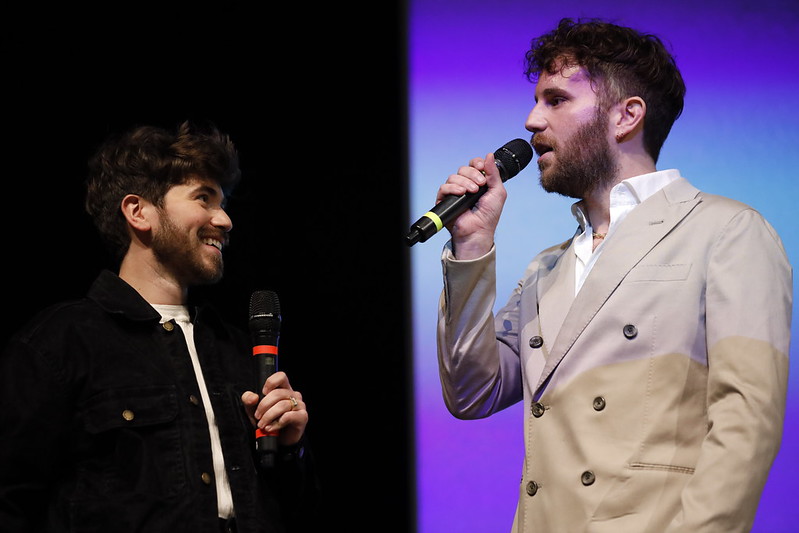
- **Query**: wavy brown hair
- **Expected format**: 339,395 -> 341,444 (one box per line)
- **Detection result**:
85,121 -> 241,262
524,18 -> 685,163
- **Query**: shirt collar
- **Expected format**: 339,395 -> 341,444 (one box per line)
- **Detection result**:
571,169 -> 682,230
87,270 -> 208,325
88,270 -> 162,322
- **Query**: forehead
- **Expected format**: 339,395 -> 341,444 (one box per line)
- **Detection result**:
178,176 -> 222,191
535,64 -> 597,99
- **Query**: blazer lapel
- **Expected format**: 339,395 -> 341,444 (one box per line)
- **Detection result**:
534,178 -> 702,395
537,231 -> 578,359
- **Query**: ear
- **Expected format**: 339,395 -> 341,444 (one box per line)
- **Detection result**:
614,96 -> 646,143
120,194 -> 154,232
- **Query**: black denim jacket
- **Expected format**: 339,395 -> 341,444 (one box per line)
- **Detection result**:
0,271 -> 317,533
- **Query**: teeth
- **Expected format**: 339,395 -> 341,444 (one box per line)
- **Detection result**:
202,238 -> 222,251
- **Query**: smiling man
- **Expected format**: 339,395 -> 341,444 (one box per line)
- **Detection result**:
0,122 -> 318,533
432,18 -> 792,532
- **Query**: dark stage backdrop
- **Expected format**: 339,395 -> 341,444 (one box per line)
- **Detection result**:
4,5 -> 413,532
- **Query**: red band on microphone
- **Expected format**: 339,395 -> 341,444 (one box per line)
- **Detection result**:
252,345 -> 278,356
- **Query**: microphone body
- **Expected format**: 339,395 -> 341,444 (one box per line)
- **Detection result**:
249,290 -> 282,469
405,138 -> 533,246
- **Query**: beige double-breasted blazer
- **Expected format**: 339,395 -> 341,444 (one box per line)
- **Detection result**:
437,177 -> 792,532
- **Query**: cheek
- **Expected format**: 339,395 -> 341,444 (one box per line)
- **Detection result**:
574,106 -> 601,125
174,207 -> 210,228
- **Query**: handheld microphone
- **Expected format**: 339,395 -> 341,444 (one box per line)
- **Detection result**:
248,290 -> 281,469
405,138 -> 533,246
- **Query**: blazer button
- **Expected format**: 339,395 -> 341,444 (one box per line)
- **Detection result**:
525,480 -> 539,496
622,324 -> 637,339
531,402 -> 546,418
122,409 -> 135,421
581,470 -> 596,486
592,397 -> 606,411
189,394 -> 200,406
529,336 -> 544,348
201,472 -> 212,485
162,321 -> 175,332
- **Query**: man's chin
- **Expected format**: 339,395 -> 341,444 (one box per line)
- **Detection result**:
539,167 -> 562,194
205,265 -> 225,285
539,173 -> 583,199
190,261 -> 225,286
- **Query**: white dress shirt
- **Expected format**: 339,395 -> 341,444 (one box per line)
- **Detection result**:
152,304 -> 235,520
571,169 -> 682,293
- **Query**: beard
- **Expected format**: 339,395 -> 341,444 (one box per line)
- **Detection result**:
151,212 -> 225,287
534,107 -> 618,199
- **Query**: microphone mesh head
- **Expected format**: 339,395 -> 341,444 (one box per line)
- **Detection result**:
249,290 -> 281,320
494,138 -> 533,181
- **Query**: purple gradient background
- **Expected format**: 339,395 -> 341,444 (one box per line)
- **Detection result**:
408,2 -> 799,532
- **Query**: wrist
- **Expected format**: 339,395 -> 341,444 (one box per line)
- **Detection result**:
452,235 -> 494,260
278,436 -> 306,461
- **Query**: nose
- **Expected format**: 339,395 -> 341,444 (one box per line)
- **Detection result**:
525,102 -> 547,134
212,207 -> 233,232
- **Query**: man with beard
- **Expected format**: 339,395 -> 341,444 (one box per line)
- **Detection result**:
0,122 -> 318,533
432,18 -> 791,532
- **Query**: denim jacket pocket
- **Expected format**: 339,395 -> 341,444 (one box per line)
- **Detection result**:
82,385 -> 178,433
78,385 -> 185,498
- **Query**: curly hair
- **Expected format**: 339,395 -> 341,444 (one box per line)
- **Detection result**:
524,18 -> 685,162
85,121 -> 241,262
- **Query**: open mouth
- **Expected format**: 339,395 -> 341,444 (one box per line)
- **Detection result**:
201,238 -> 224,251
532,139 -> 554,158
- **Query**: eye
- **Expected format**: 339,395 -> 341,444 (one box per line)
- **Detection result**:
550,96 -> 567,107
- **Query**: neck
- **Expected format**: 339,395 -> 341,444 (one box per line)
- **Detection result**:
118,254 -> 188,305
582,150 -> 656,234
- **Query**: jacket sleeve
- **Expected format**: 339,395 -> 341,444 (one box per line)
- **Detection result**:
0,331 -> 71,533
668,208 -> 792,532
436,243 -> 525,419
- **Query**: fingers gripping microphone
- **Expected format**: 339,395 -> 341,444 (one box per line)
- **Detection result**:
249,290 -> 281,469
405,138 -> 534,246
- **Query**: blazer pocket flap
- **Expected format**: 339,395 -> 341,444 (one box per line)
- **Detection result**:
627,263 -> 691,282
81,385 -> 179,433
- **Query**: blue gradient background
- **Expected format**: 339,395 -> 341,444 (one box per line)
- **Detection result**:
408,2 -> 799,532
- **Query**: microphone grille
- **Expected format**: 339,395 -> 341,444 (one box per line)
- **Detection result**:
494,138 -> 533,181
249,290 -> 281,320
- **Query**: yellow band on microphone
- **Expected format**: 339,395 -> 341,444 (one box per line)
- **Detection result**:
422,211 -> 443,231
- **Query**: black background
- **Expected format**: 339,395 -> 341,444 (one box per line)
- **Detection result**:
4,4 -> 414,532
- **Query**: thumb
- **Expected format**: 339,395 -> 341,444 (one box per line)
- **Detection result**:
483,152 -> 501,184
241,391 -> 259,426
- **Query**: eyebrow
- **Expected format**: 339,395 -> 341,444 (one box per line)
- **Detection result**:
190,183 -> 227,206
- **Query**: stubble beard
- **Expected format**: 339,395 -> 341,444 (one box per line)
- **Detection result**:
151,213 -> 224,287
536,108 -> 619,200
